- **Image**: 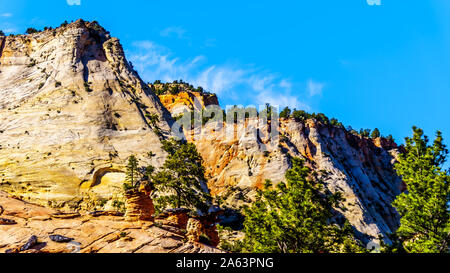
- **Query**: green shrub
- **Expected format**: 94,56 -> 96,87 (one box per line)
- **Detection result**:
25,28 -> 39,34
371,128 -> 381,139
169,85 -> 179,95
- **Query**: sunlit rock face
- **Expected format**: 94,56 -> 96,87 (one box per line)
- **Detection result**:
160,91 -> 402,244
0,18 -> 402,246
0,20 -> 173,208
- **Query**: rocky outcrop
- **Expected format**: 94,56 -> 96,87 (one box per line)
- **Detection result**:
0,20 -> 173,209
156,208 -> 190,228
155,83 -> 219,116
0,191 -> 222,253
186,218 -> 202,242
155,208 -> 220,247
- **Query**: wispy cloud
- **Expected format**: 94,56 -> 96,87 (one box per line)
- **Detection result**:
128,40 -> 319,110
0,13 -> 18,34
129,41 -> 205,82
203,38 -> 217,48
307,79 -> 325,97
160,26 -> 187,39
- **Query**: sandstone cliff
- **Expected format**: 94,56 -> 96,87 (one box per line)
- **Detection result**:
0,191 -> 221,253
0,20 -> 173,209
154,83 -> 219,116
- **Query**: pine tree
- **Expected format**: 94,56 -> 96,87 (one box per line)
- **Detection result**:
239,157 -> 365,253
0,30 -> 5,36
371,128 -> 381,139
125,155 -> 140,190
60,20 -> 69,27
360,128 -> 371,138
152,139 -> 211,213
392,127 -> 450,253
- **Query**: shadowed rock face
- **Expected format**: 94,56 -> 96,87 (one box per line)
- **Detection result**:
0,20 -> 174,208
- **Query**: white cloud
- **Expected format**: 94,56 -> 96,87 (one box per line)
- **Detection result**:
160,26 -> 187,39
204,38 -> 217,48
248,74 -> 310,110
0,13 -> 12,18
3,28 -> 17,33
279,79 -> 292,91
67,0 -> 81,6
129,41 -> 205,83
307,79 -> 325,97
128,40 -> 318,110
193,65 -> 247,95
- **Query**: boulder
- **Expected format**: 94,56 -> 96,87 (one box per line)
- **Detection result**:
20,235 -> 38,251
49,235 -> 74,243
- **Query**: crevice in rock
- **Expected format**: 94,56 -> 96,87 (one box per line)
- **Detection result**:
0,37 -> 5,62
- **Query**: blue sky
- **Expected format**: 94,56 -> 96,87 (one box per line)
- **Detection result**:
1,0 -> 450,153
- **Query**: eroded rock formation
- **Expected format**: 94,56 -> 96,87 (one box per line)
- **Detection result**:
0,20 -> 173,208
124,188 -> 154,222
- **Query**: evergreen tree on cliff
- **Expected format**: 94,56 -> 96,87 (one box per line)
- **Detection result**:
152,139 -> 211,214
239,157 -> 365,253
392,126 -> 450,253
371,128 -> 381,139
